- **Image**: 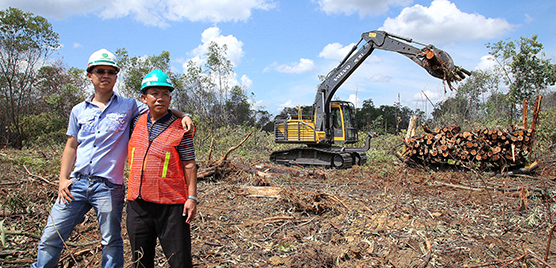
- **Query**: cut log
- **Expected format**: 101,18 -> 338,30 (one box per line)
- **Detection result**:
238,186 -> 282,198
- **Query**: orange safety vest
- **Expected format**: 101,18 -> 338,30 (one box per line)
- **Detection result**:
127,114 -> 187,204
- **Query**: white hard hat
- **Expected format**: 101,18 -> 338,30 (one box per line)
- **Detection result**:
87,48 -> 120,72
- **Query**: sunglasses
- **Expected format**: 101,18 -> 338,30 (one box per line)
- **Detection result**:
92,68 -> 119,75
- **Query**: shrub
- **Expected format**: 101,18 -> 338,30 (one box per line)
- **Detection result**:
533,107 -> 556,161
18,113 -> 67,147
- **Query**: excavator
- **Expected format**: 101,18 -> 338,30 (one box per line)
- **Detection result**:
270,30 -> 471,168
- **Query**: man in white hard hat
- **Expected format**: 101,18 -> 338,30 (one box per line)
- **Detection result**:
31,49 -> 194,268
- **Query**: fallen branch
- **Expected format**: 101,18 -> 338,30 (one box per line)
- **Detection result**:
469,255 -> 527,268
431,180 -> 545,197
528,248 -> 554,268
3,230 -> 96,247
418,239 -> 432,268
219,131 -> 253,162
269,220 -> 293,237
197,131 -> 253,180
204,241 -> 224,247
317,191 -> 349,210
23,164 -> 57,186
431,181 -> 483,191
261,216 -> 295,222
0,250 -> 27,258
499,253 -> 530,268
544,224 -> 556,268
60,246 -> 101,263
207,138 -> 215,164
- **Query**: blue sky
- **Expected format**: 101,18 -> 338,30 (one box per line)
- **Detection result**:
2,0 -> 555,116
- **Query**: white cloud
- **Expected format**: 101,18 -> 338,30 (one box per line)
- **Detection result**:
241,75 -> 253,90
368,74 -> 392,82
346,94 -> 361,108
188,27 -> 244,67
262,62 -> 277,73
314,0 -> 412,17
73,43 -> 82,48
180,26 -> 247,95
319,42 -> 383,67
278,99 -> 294,110
274,58 -> 315,74
411,89 -> 444,105
380,0 -> 516,44
0,0 -> 97,19
476,55 -> 498,71
319,42 -> 356,60
248,99 -> 266,110
2,0 -> 275,27
524,14 -> 534,23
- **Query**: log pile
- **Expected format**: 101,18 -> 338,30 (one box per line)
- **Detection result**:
402,125 -> 534,171
402,96 -> 543,172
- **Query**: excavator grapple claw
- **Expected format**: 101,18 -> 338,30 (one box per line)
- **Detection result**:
422,47 -> 471,92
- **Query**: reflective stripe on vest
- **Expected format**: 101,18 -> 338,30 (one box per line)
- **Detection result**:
162,152 -> 171,178
130,147 -> 135,170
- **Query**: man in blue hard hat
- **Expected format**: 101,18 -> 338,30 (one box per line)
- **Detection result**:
126,69 -> 197,268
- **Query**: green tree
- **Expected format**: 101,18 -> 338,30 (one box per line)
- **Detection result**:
356,98 -> 415,134
114,45 -> 262,134
487,35 -> 556,122
0,7 -> 59,148
206,42 -> 233,100
116,49 -> 174,98
356,99 -> 379,132
432,95 -> 468,126
176,42 -> 257,130
433,69 -> 503,127
276,105 -> 313,120
34,62 -> 88,118
255,109 -> 272,131
16,62 -> 90,147
482,91 -> 512,126
457,70 -> 495,120
176,59 -> 217,126
226,86 -> 253,125
205,42 -> 234,125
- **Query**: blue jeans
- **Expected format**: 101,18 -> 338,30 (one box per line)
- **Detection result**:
31,175 -> 125,268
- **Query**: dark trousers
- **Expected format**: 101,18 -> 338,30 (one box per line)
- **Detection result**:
127,199 -> 192,268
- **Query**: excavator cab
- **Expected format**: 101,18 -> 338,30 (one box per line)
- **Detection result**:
330,101 -> 358,144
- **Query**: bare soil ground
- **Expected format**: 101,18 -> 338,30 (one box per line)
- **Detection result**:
1,149 -> 556,267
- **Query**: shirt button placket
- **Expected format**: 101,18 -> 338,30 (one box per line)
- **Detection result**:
90,114 -> 101,175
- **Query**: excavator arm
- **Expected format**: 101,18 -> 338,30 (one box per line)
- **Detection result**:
314,30 -> 470,135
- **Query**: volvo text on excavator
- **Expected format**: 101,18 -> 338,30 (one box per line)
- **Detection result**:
270,30 -> 470,168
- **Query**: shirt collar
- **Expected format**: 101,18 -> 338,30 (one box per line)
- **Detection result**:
85,93 -> 118,104
147,110 -> 172,124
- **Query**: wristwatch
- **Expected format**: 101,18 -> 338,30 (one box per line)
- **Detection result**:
188,195 -> 198,202
181,113 -> 193,119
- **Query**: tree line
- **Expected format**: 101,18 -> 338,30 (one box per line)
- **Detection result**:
1,7 -> 555,151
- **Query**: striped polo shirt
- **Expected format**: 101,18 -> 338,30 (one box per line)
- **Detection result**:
131,111 -> 195,161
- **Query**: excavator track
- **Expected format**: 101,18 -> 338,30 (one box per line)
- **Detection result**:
270,133 -> 374,169
270,146 -> 357,169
